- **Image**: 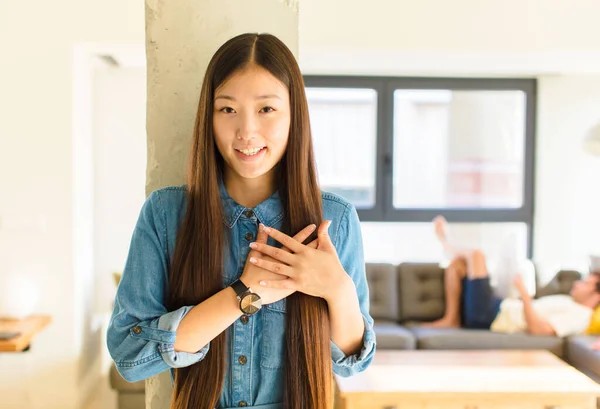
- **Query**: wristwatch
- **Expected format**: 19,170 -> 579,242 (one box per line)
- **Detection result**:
230,279 -> 262,316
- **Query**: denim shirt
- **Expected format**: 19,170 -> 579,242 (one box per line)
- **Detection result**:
107,184 -> 376,409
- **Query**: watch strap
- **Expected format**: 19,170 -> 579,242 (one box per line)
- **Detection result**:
231,279 -> 249,297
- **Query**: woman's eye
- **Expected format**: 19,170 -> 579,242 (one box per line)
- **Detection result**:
260,106 -> 275,113
220,107 -> 235,114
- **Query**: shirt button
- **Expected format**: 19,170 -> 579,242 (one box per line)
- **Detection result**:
238,402 -> 247,407
132,326 -> 142,335
238,355 -> 247,365
244,210 -> 254,218
245,232 -> 253,241
240,315 -> 249,324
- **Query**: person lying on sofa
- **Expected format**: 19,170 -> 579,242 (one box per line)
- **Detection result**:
423,217 -> 600,337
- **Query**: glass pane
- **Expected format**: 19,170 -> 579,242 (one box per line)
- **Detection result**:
361,221 -> 532,294
306,88 -> 377,209
393,90 -> 526,209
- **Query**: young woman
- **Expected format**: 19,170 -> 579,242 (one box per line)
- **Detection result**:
107,33 -> 375,409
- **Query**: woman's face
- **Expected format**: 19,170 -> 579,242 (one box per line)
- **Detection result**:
213,65 -> 291,184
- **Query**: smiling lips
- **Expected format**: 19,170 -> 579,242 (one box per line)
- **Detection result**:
236,146 -> 265,156
234,146 -> 267,161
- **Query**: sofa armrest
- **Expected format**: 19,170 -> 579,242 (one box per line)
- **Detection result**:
566,335 -> 600,383
535,270 -> 581,299
366,263 -> 399,322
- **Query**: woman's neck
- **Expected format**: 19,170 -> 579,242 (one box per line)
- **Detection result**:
223,170 -> 276,208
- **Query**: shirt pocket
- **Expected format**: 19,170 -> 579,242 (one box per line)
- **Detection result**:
260,298 -> 287,370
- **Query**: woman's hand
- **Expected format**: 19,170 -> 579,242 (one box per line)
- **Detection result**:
513,274 -> 529,299
239,223 -> 317,305
249,221 -> 353,303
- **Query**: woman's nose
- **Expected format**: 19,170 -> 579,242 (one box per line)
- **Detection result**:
237,112 -> 258,141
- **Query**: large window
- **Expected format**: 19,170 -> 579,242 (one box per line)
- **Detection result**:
304,77 -> 536,256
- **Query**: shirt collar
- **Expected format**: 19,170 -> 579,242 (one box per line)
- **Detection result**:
219,178 -> 284,229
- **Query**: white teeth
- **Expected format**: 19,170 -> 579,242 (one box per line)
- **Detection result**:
239,147 -> 263,156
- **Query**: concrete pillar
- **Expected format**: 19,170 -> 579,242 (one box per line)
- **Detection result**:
143,1 -> 299,407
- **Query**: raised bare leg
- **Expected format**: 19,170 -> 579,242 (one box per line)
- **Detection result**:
423,257 -> 467,328
433,215 -> 470,259
433,215 -> 453,255
465,249 -> 489,280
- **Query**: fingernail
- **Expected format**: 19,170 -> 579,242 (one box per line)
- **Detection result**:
326,220 -> 332,228
259,223 -> 265,231
259,281 -> 267,286
309,224 -> 316,230
249,243 -> 257,249
250,257 -> 257,264
263,226 -> 271,233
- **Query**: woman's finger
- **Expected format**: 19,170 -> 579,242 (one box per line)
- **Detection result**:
279,223 -> 316,253
255,224 -> 269,244
249,256 -> 295,278
259,278 -> 295,290
249,222 -> 269,258
250,242 -> 295,265
261,225 -> 305,254
292,224 -> 316,245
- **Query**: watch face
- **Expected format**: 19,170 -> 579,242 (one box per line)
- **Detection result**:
240,293 -> 262,315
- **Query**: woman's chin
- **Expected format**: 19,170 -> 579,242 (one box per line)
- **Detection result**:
234,166 -> 271,181
225,159 -> 278,182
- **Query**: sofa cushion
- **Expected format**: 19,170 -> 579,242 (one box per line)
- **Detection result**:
366,263 -> 399,321
397,263 -> 445,322
410,327 -> 565,358
566,335 -> 600,382
373,321 -> 416,350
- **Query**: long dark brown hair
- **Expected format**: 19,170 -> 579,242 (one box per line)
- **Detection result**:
166,33 -> 332,409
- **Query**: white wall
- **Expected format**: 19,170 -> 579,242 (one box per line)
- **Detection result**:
93,65 -> 147,316
299,0 -> 600,75
85,64 -> 147,403
301,0 -> 600,51
67,62 -> 147,409
0,0 -> 144,408
534,75 -> 600,278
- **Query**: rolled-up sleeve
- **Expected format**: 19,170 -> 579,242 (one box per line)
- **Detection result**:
330,203 -> 376,377
330,315 -> 376,375
107,191 -> 208,383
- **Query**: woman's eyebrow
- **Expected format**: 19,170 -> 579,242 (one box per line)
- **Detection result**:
255,94 -> 282,100
214,95 -> 235,101
214,94 -> 282,101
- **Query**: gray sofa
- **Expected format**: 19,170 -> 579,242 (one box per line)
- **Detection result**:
110,262 -> 600,408
367,262 -> 600,379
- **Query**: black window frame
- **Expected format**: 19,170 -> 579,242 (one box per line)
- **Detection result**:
303,76 -> 537,257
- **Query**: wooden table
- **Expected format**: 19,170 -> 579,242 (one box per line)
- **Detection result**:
334,350 -> 600,409
0,315 -> 51,352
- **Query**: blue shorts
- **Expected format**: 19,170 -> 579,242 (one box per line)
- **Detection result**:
460,277 -> 502,330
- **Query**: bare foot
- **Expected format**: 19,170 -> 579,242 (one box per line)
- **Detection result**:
433,215 -> 458,256
433,215 -> 448,245
422,316 -> 460,328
